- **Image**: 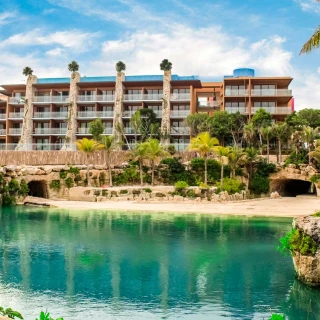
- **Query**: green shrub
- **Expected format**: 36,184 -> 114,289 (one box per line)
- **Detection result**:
102,190 -> 108,197
186,189 -> 196,198
2,195 -> 16,206
113,165 -> 140,185
0,306 -> 23,319
285,150 -> 308,166
175,181 -> 189,191
94,190 -> 101,196
312,211 -> 320,217
65,177 -> 74,189
68,166 -> 80,175
310,175 -> 320,183
59,171 -> 67,179
50,180 -> 61,191
144,188 -> 152,193
269,314 -> 285,320
8,179 -> 20,195
198,182 -> 210,189
250,174 -> 270,194
120,189 -> 128,194
19,179 -> 29,196
255,161 -> 277,176
277,229 -> 318,256
167,144 -> 176,155
216,178 -> 244,194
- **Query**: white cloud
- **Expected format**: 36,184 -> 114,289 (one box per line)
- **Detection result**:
0,11 -> 17,26
295,0 -> 320,13
45,47 -> 65,56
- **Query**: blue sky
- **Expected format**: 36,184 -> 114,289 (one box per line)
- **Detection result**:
0,0 -> 319,109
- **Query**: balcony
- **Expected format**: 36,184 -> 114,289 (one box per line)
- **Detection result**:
0,114 -> 6,120
9,97 -> 25,104
225,108 -> 246,114
8,128 -> 22,135
170,127 -> 190,135
247,107 -> 292,115
102,127 -> 113,134
0,129 -> 6,135
77,111 -> 114,118
198,101 -> 221,108
123,94 -> 163,101
33,128 -> 67,135
0,143 -> 77,151
123,110 -> 142,118
8,112 -> 24,119
33,96 -> 69,103
251,89 -> 292,97
77,128 -> 90,135
224,90 -> 249,97
51,112 -> 68,119
0,143 -> 18,150
124,127 -> 135,134
77,95 -> 115,102
170,93 -> 190,101
173,143 -> 189,151
170,110 -> 190,118
33,112 -> 51,119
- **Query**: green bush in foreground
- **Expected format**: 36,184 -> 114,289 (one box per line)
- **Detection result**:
269,314 -> 285,320
216,178 -> 244,194
175,181 -> 189,191
250,174 -> 270,195
278,229 -> 318,256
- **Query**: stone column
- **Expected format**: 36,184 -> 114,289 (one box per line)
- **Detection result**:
160,70 -> 171,145
61,71 -> 80,150
112,72 -> 125,149
15,75 -> 37,150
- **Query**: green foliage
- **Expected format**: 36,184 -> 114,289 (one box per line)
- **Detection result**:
59,171 -> 67,179
36,311 -> 64,320
185,113 -> 210,136
198,182 -> 210,189
298,108 -> 320,128
8,179 -> 20,194
166,144 -> 176,155
68,166 -> 80,174
65,177 -> 74,188
216,178 -> 244,194
255,161 -> 277,176
285,150 -> 308,166
251,108 -> 272,128
160,59 -> 172,71
285,111 -> 307,129
19,179 -> 29,196
144,188 -> 152,193
268,314 -> 285,320
155,192 -> 166,197
120,189 -> 128,194
116,61 -> 126,72
0,306 -> 23,319
207,111 -> 230,144
68,60 -> 79,72
250,174 -> 270,194
113,165 -> 140,185
94,190 -> 101,196
89,118 -> 105,141
49,180 -> 61,191
277,229 -> 318,256
186,189 -> 196,198
175,181 -> 189,191
310,175 -> 320,183
102,190 -> 108,197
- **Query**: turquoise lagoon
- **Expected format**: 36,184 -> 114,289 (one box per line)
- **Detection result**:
0,206 -> 319,319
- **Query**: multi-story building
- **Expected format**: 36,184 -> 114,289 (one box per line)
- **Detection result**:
0,68 -> 293,151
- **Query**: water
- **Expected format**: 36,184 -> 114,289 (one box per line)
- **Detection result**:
0,206 -> 319,320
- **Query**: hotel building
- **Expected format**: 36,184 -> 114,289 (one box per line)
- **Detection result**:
0,68 -> 293,151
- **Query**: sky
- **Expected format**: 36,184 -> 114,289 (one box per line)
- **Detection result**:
0,0 -> 319,109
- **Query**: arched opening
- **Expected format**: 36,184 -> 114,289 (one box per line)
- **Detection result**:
270,179 -> 317,197
27,180 -> 48,198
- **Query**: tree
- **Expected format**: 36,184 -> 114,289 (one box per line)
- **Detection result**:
214,146 -> 230,191
208,111 -> 230,145
116,61 -> 126,73
145,139 -> 170,185
188,132 -> 219,185
240,147 -> 260,187
260,126 -> 274,163
129,142 -> 149,186
68,61 -> 79,72
272,122 -> 291,163
101,135 -> 118,187
184,113 -> 210,137
89,118 -> 105,141
22,66 -> 33,77
285,111 -> 307,130
130,111 -> 142,144
75,138 -> 104,186
298,109 -> 320,128
139,108 -> 160,141
227,112 -> 247,147
243,123 -> 256,147
303,126 -> 320,164
228,146 -> 243,178
160,59 -> 172,71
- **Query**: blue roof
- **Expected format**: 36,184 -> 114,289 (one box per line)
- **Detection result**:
80,76 -> 116,82
37,78 -> 70,84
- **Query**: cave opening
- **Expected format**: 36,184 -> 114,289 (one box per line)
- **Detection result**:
27,180 -> 48,198
271,179 -> 316,197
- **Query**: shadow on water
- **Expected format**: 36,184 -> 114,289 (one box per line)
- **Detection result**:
0,206 -> 319,319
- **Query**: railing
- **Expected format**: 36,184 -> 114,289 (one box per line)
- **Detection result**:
77,95 -> 115,102
0,129 -> 6,135
33,128 -> 67,135
0,143 -> 77,151
9,97 -> 25,104
51,112 -> 68,118
153,111 -> 162,118
198,101 -> 221,108
173,143 -> 189,151
103,128 -> 113,134
77,111 -> 114,118
123,94 -> 163,101
33,96 -> 70,103
225,108 -> 246,114
8,128 -> 22,135
170,110 -> 190,117
8,112 -> 24,119
251,89 -> 292,96
124,127 -> 135,134
224,90 -> 249,97
170,127 -> 191,135
32,112 -> 68,119
0,114 -> 6,119
33,112 -> 51,119
247,107 -> 292,115
77,128 -> 90,134
170,93 -> 190,101
123,110 -> 142,118
123,94 -> 143,101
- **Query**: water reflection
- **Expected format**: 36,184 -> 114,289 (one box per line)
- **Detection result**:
0,206 -> 319,319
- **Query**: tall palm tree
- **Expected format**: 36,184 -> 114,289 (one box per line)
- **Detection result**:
76,138 -> 104,186
243,123 -> 256,147
22,67 -> 33,77
130,110 -> 142,144
303,126 -> 319,164
214,146 -> 230,191
116,61 -> 126,73
129,142 -> 149,186
101,135 -> 118,187
240,147 -> 259,187
68,61 -> 79,72
188,132 -> 219,184
145,139 -> 170,185
160,59 -> 172,71
260,126 -> 274,163
272,122 -> 290,163
227,146 -> 243,179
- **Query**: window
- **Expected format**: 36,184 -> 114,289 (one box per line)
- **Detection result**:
146,89 -> 163,94
225,102 -> 246,113
253,85 -> 276,96
101,106 -> 113,112
253,102 -> 276,112
80,106 -> 94,112
35,122 -> 49,128
171,105 -> 189,111
173,88 -> 190,94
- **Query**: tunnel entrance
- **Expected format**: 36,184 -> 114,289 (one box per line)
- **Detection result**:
271,179 -> 317,197
28,180 -> 48,198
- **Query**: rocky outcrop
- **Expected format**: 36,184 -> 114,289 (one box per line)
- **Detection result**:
16,74 -> 37,150
61,71 -> 80,150
113,72 -> 125,148
292,215 -> 320,286
160,70 -> 171,145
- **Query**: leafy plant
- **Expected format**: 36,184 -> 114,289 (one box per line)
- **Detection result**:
310,175 -> 320,183
89,118 -> 105,141
74,175 -> 82,185
216,178 -> 244,194
8,179 -> 20,195
175,181 -> 189,191
285,150 -> 308,166
116,61 -> 126,72
144,188 -> 152,193
312,211 -> 320,217
59,171 -> 67,179
68,166 -> 80,174
36,311 -> 64,320
160,59 -> 172,71
186,189 -> 196,198
19,179 -> 29,196
120,189 -> 128,194
0,306 -> 23,319
65,177 -> 74,188
250,174 -> 270,195
49,180 -> 61,191
102,190 -> 108,197
268,314 -> 285,320
198,182 -> 210,189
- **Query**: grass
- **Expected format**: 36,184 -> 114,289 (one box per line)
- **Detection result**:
312,211 -> 320,217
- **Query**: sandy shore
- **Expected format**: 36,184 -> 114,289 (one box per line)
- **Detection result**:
25,196 -> 320,217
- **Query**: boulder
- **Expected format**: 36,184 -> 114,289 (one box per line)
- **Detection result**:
270,191 -> 280,199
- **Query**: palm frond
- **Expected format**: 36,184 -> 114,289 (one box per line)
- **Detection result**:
300,26 -> 320,55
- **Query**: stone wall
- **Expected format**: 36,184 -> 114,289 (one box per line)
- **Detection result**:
160,70 -> 171,145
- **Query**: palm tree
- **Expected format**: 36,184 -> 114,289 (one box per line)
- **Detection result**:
75,138 -> 104,186
130,110 -> 142,144
243,123 -> 256,147
101,135 -> 118,187
116,61 -> 126,73
22,67 -> 33,77
129,142 -> 149,186
227,146 -> 243,179
272,122 -> 290,163
214,146 -> 230,191
68,61 -> 79,72
188,132 -> 219,184
160,59 -> 172,71
240,147 -> 259,187
145,139 -> 170,185
260,126 -> 274,163
309,146 -> 320,166
303,126 -> 319,164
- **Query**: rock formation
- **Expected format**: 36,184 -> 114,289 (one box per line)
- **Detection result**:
160,70 -> 171,145
113,71 -> 125,148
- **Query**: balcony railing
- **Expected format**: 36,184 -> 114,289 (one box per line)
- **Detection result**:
123,94 -> 163,101
8,128 -> 22,135
123,110 -> 142,118
225,108 -> 246,114
33,112 -> 51,119
251,89 -> 292,96
0,143 -> 77,151
170,93 -> 190,101
33,128 -> 67,135
124,127 -> 136,134
9,112 -> 24,119
198,101 -> 221,108
103,128 -> 113,134
77,95 -> 115,102
172,143 -> 189,151
0,114 -> 6,119
77,111 -> 114,118
77,128 -> 90,134
224,90 -> 249,97
170,110 -> 190,117
33,96 -> 70,103
170,127 -> 190,135
247,107 -> 292,115
9,97 -> 25,104
51,112 -> 68,118
0,129 -> 6,135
